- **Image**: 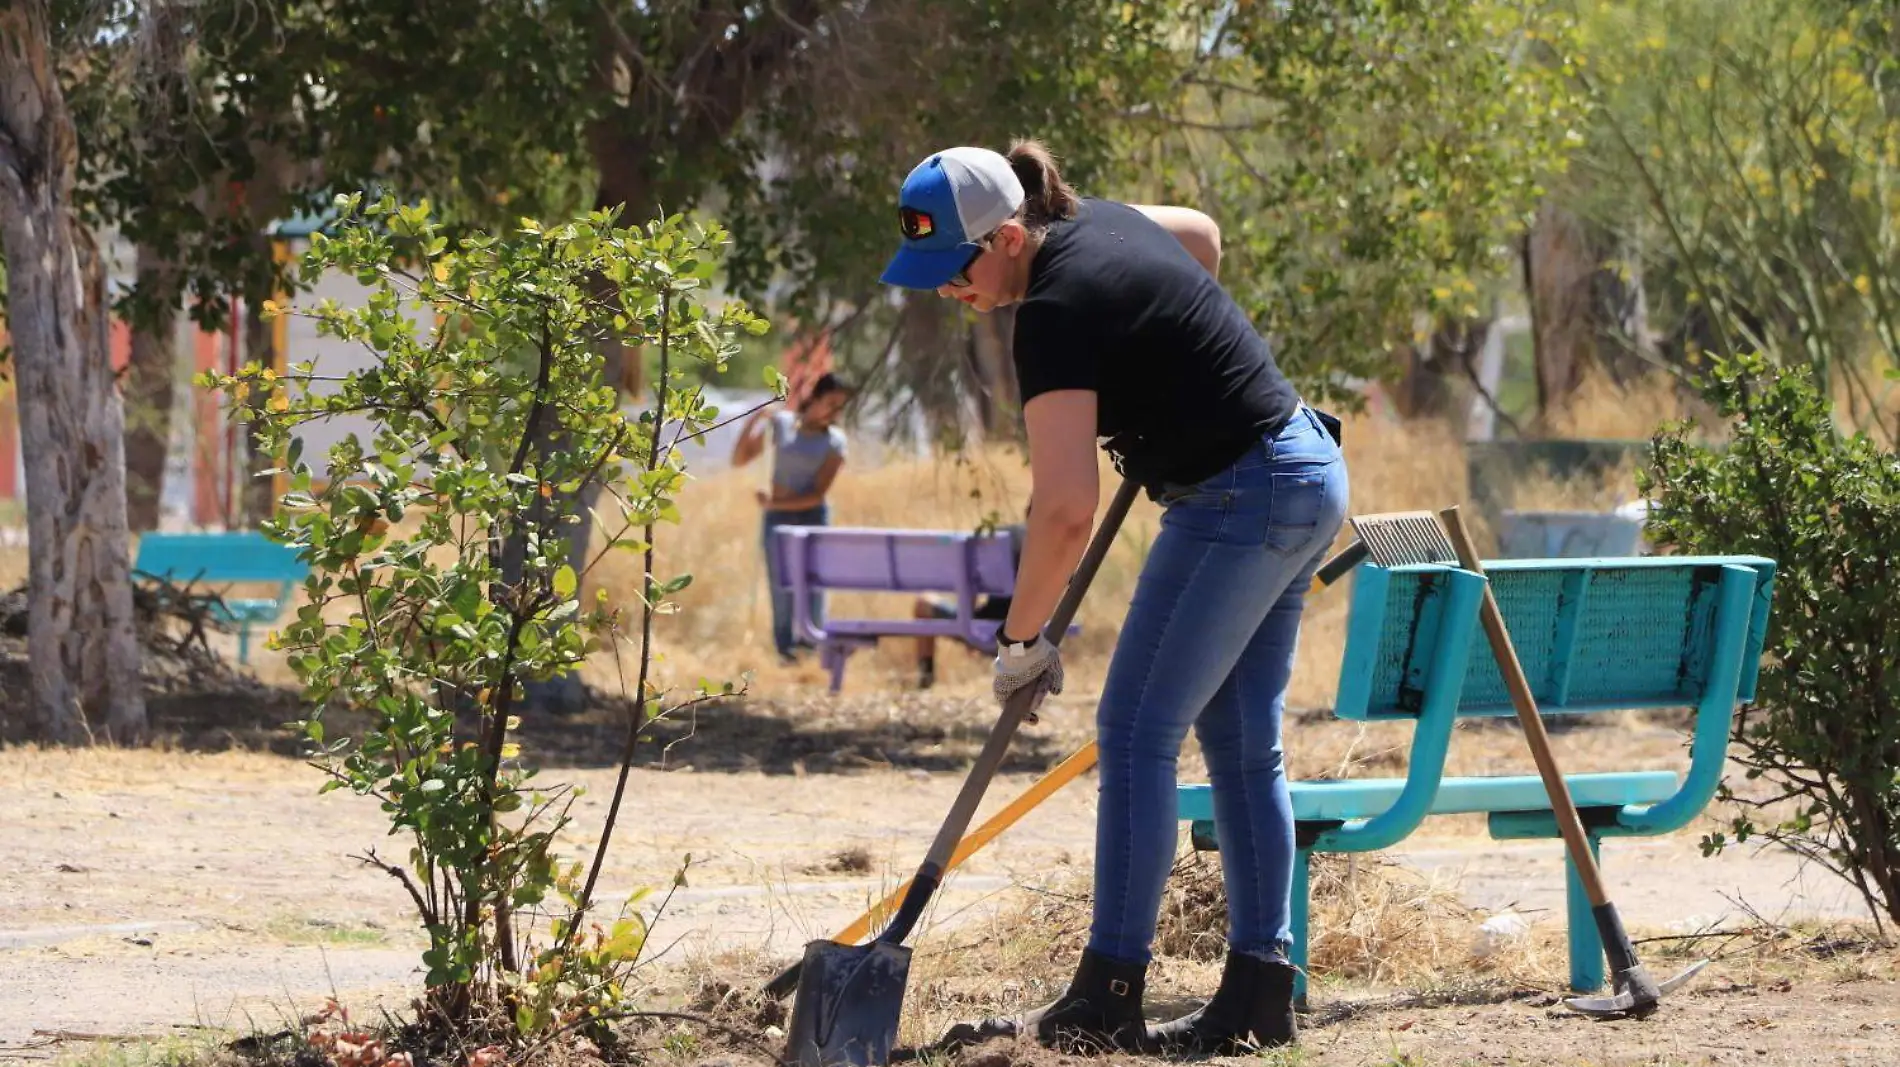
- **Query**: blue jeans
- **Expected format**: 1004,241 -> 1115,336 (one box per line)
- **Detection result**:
763,504 -> 829,657
1090,407 -> 1348,964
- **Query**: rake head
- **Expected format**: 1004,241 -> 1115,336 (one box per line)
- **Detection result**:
1347,511 -> 1457,568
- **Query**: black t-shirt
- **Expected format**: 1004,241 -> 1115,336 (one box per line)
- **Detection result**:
1012,199 -> 1300,488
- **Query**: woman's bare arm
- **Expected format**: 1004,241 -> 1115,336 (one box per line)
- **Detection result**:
731,403 -> 779,467
1003,389 -> 1100,642
1131,204 -> 1222,279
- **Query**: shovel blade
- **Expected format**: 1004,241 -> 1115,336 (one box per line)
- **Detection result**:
785,939 -> 913,1067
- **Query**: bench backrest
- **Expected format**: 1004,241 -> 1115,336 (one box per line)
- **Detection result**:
1330,565 -> 1491,722
133,531 -> 307,589
1337,556 -> 1775,723
770,526 -> 1017,596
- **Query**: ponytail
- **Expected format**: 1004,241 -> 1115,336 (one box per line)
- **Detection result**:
1007,138 -> 1079,235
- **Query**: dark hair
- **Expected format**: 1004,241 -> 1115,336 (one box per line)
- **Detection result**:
1007,138 -> 1080,235
802,371 -> 854,408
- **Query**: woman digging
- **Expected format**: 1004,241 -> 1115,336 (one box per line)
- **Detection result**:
878,142 -> 1348,1054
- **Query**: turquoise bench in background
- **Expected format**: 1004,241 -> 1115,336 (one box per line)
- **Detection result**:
133,531 -> 308,665
1179,554 -> 1776,1002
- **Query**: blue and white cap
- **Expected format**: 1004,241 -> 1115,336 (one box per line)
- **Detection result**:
880,147 -> 1025,290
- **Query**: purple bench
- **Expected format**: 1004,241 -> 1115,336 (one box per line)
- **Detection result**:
769,526 -> 1077,692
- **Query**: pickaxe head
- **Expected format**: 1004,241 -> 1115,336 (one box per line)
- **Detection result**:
1563,959 -> 1710,1018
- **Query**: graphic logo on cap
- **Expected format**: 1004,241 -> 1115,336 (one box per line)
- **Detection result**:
900,207 -> 935,240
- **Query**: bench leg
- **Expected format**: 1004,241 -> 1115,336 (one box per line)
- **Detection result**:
820,642 -> 850,693
237,625 -> 252,667
1291,847 -> 1312,1009
1566,833 -> 1606,993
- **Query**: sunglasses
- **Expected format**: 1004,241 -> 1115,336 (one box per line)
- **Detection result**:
948,232 -> 998,289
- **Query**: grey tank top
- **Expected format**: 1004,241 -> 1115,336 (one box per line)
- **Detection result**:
770,410 -> 847,495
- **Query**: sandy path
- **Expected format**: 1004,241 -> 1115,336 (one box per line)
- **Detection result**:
0,750 -> 1099,1047
2,736 -> 1873,1054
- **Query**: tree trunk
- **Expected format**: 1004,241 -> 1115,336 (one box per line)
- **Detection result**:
124,247 -> 179,531
1391,341 -> 1462,422
1524,202 -> 1657,426
1525,202 -> 1601,429
898,293 -> 967,447
0,1 -> 148,743
969,306 -> 1020,440
1391,315 -> 1494,428
122,1 -> 189,533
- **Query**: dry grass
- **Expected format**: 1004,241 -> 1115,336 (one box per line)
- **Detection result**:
599,403 -> 1491,713
592,377 -> 1705,712
634,852 -> 1897,1067
1541,371 -> 1702,441
1500,458 -> 1645,513
642,848 -> 1574,1060
0,373 -> 1686,718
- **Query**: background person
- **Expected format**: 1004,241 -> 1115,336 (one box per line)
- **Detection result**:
732,372 -> 854,663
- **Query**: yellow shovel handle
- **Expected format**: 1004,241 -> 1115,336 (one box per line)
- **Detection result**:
830,740 -> 1101,944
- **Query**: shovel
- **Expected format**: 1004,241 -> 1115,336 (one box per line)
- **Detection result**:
765,536 -> 1374,1005
1345,508 -> 1705,1018
783,478 -> 1142,1067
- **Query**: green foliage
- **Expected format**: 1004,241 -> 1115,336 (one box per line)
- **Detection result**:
1118,0 -> 1589,403
1640,353 -> 1900,926
205,194 -> 763,1031
1577,0 -> 1900,426
53,2 -> 1587,427
720,0 -> 1180,317
60,0 -> 596,337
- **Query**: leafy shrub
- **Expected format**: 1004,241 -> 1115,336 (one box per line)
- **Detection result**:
1641,353 -> 1900,930
208,195 -> 768,1034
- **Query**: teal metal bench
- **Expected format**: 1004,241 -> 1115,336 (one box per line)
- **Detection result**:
1179,554 -> 1776,1002
133,531 -> 307,665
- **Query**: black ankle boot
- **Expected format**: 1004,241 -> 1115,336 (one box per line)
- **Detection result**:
1148,951 -> 1297,1054
936,948 -> 1150,1054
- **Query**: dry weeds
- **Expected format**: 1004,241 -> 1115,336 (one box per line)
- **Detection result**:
604,404 -> 1481,713
627,851 -> 1899,1067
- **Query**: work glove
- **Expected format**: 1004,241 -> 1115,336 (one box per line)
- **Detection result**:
993,634 -> 1064,718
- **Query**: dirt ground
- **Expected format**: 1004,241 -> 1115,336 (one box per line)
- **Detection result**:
2,688 -> 1895,1067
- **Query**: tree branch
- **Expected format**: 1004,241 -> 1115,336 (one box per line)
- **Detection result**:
571,287 -> 673,940
355,848 -> 437,926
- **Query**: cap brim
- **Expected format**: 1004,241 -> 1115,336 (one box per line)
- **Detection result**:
880,243 -> 975,290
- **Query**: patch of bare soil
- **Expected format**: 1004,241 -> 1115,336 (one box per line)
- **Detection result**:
0,583 -> 307,749
1289,968 -> 1900,1066
526,689 -> 1084,773
1,581 -> 1085,770
2,635 -> 1891,1067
